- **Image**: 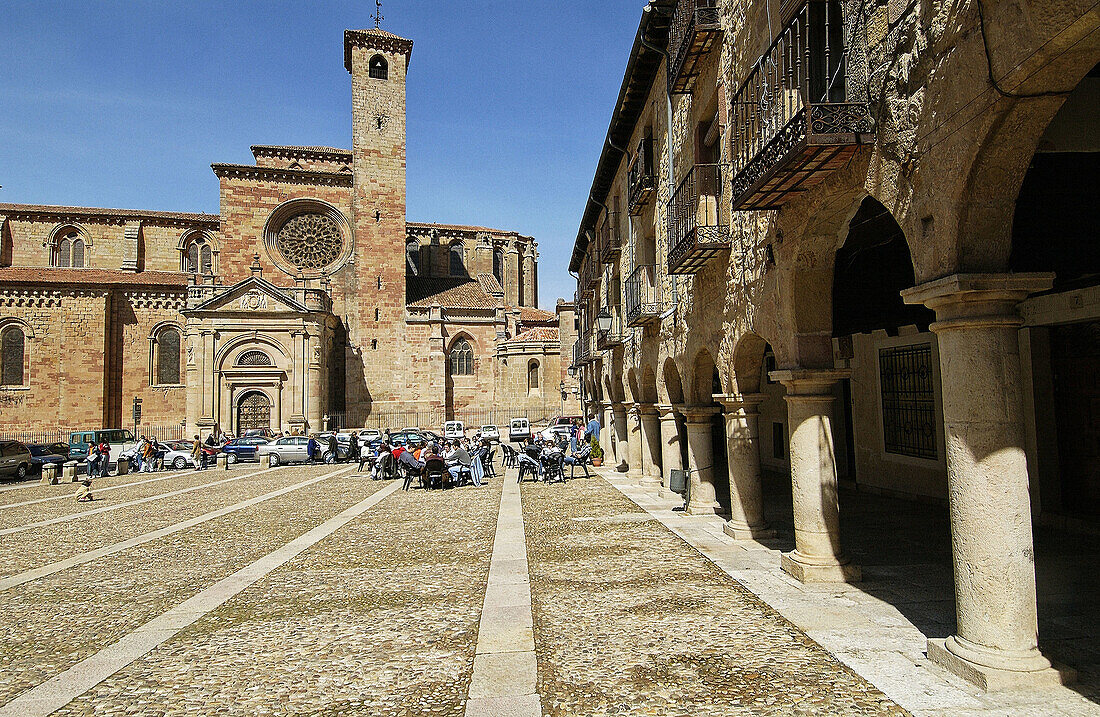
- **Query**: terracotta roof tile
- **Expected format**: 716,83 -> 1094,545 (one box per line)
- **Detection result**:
502,327 -> 560,345
407,278 -> 497,309
0,267 -> 191,287
477,273 -> 504,296
250,145 -> 352,158
518,306 -> 557,324
407,221 -> 533,239
0,203 -> 218,226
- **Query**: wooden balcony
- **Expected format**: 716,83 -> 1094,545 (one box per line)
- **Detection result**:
668,0 -> 722,95
580,251 -> 601,298
625,264 -> 662,327
729,0 -> 873,211
628,138 -> 657,215
598,211 -> 622,264
668,163 -> 730,275
576,330 -> 594,365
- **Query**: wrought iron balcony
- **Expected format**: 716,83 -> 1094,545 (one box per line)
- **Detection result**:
596,311 -> 624,350
628,138 -> 657,215
625,264 -> 662,327
668,0 -> 722,95
577,329 -> 594,364
580,252 -> 601,297
729,0 -> 873,211
668,163 -> 730,275
598,211 -> 622,264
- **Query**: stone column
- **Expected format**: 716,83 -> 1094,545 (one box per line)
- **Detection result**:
612,402 -> 630,472
306,332 -> 323,432
503,240 -> 520,308
184,331 -> 202,436
626,402 -> 643,477
657,405 -> 683,493
684,406 -> 722,515
600,402 -> 614,463
903,273 -> 1068,689
639,404 -> 663,485
772,370 -> 860,582
522,250 -> 536,307
716,394 -> 776,540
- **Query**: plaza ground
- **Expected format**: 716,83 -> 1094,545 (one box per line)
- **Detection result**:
0,463 -> 1095,716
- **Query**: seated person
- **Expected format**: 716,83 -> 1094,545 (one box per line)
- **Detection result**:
397,447 -> 426,491
564,438 -> 592,478
445,444 -> 476,486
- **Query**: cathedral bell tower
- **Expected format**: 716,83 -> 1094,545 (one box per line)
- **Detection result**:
343,26 -> 413,415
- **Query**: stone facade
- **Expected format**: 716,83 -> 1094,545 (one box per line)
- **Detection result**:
571,0 -> 1097,692
0,26 -> 577,436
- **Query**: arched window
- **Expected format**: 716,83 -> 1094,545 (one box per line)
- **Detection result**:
369,54 -> 389,80
406,240 -> 421,276
53,230 -> 86,268
154,328 -> 182,385
1,327 -> 25,386
450,243 -> 465,276
182,233 -> 213,275
493,248 -> 504,284
450,338 -> 474,376
527,360 -> 540,393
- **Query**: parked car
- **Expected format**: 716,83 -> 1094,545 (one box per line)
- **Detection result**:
443,421 -> 465,440
257,436 -> 311,466
539,423 -> 574,444
27,443 -> 68,474
68,429 -> 139,464
508,418 -> 531,443
240,428 -> 276,439
120,440 -> 197,470
220,436 -> 270,464
477,425 -> 500,442
0,440 -> 33,479
358,428 -> 382,443
389,431 -> 425,449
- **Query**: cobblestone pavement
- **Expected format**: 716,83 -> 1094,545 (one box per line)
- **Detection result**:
51,478 -> 503,717
0,469 -> 193,508
0,467 -> 377,705
521,475 -> 908,716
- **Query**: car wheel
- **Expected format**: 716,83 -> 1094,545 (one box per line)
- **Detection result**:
173,457 -> 187,470
227,453 -> 238,465
16,464 -> 27,479
268,454 -> 279,467
323,451 -> 335,464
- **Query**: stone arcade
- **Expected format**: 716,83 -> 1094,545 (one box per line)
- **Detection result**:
0,26 -> 581,436
571,0 -> 1098,692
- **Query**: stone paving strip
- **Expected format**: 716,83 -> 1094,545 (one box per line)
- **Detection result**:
0,467 -> 278,534
465,475 -> 542,717
0,469 -> 194,511
0,469 -> 390,707
521,475 -> 908,717
0,468 -> 338,576
0,466 -> 354,590
0,477 -> 403,717
50,479 -> 505,717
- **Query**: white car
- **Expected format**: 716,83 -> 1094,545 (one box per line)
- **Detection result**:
508,418 -> 531,443
443,421 -> 465,440
539,424 -> 574,444
120,441 -> 197,470
358,429 -> 382,442
477,425 -> 500,442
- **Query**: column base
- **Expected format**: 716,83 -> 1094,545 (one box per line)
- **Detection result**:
928,637 -> 1075,691
781,551 -> 861,583
685,501 -> 722,516
723,521 -> 777,541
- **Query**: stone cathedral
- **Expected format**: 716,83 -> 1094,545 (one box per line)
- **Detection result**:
0,26 -> 580,436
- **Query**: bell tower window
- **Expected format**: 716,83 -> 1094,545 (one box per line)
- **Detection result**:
369,54 -> 388,80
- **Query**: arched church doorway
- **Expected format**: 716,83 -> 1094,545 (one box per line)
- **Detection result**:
237,391 -> 272,434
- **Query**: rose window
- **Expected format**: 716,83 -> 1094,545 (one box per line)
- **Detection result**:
275,213 -> 344,271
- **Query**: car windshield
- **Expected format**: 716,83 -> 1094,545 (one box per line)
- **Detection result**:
28,445 -> 52,456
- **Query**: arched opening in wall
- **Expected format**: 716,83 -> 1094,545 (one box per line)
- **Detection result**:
691,349 -> 729,514
449,242 -> 466,277
152,327 -> 183,386
662,359 -> 689,473
52,227 -> 87,268
527,359 -> 540,395
236,391 -> 272,435
446,337 -> 475,421
493,247 -> 504,285
182,232 -> 214,275
1009,65 -> 1100,527
369,54 -> 389,80
1,325 -> 26,386
0,221 -> 12,267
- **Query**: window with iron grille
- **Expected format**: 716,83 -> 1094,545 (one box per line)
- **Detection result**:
879,343 -> 937,460
155,329 -> 182,385
1,327 -> 25,386
237,350 -> 273,367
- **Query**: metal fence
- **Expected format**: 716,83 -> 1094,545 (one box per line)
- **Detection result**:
328,406 -> 565,433
1,423 -> 187,446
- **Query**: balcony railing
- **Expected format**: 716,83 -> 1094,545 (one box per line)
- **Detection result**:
729,0 -> 873,211
628,138 -> 657,215
596,311 -> 624,351
668,163 -> 730,274
625,264 -> 662,327
668,0 -> 723,95
577,329 -> 594,364
598,211 -> 622,264
580,251 -> 601,297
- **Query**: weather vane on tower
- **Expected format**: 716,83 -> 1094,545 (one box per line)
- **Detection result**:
373,0 -> 384,29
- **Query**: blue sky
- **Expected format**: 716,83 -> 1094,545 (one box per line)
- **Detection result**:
0,1 -> 645,308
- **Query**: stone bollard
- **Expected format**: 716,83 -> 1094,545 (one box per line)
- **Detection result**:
259,454 -> 272,469
63,461 -> 79,482
216,453 -> 229,470
41,464 -> 59,485
116,458 -> 129,475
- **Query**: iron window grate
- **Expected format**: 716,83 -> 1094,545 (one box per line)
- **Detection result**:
879,343 -> 937,460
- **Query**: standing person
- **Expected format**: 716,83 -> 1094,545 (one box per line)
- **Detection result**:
87,442 -> 99,479
97,440 -> 111,477
585,415 -> 601,444
326,433 -> 339,463
307,434 -> 318,463
191,435 -> 205,471
151,437 -> 166,471
132,436 -> 145,473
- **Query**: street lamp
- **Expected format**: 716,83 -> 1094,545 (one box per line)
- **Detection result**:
595,308 -> 613,333
559,381 -> 566,415
567,364 -> 576,378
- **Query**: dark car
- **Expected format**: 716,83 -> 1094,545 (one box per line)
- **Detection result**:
220,437 -> 270,464
27,443 -> 69,473
0,440 -> 33,480
389,431 -> 425,449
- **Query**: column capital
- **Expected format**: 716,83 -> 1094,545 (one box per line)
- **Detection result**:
656,404 -> 679,419
901,273 -> 1053,331
683,405 -> 722,422
637,403 -> 660,417
770,369 -> 850,396
714,393 -> 767,412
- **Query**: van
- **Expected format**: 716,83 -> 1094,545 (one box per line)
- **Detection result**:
443,421 -> 465,440
508,418 -> 531,443
68,429 -> 139,464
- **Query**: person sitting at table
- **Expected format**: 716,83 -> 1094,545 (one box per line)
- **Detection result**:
445,442 -> 476,486
397,445 -> 425,490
